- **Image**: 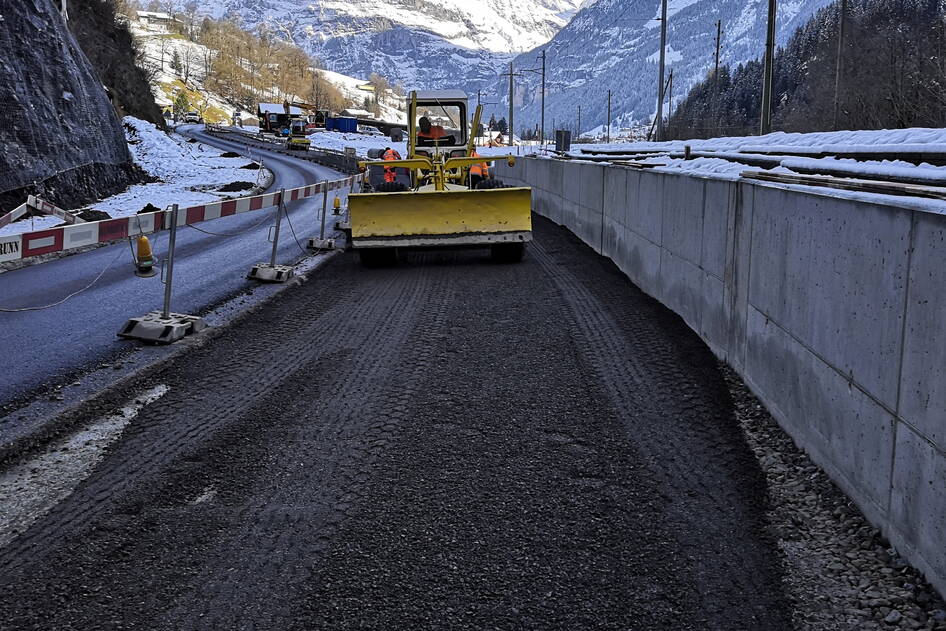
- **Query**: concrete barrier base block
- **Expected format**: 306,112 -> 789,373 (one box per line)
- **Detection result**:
307,238 -> 336,250
247,263 -> 294,283
117,311 -> 207,345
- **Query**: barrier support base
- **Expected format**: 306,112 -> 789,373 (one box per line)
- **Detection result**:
247,263 -> 294,283
117,311 -> 207,345
335,221 -> 351,231
307,238 -> 336,250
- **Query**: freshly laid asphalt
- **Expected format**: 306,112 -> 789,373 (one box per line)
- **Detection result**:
0,125 -> 345,412
0,216 -> 793,630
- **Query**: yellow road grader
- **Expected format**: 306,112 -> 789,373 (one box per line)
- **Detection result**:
349,90 -> 532,266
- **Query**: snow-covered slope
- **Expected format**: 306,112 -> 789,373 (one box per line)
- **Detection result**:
198,0 -> 584,88
501,0 -> 834,135
131,19 -> 403,123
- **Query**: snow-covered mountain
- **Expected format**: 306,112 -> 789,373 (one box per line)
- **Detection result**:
200,0 -> 585,88
499,0 -> 835,136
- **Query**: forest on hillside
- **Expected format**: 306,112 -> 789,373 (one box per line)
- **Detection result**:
122,0 -> 399,117
665,0 -> 946,139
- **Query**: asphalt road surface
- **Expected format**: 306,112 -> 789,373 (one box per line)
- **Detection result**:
0,125 -> 344,410
0,217 -> 793,630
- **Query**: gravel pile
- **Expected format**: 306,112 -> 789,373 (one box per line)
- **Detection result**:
724,366 -> 946,631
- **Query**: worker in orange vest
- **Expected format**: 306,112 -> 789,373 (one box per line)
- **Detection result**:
382,146 -> 401,183
469,151 -> 489,188
417,116 -> 447,141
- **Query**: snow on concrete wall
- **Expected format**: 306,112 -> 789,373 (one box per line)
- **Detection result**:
0,0 -> 135,209
494,156 -> 946,598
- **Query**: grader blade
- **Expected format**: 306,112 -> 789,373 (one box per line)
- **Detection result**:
349,187 -> 532,249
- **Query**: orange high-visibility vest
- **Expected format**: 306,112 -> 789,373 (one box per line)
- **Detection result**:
417,125 -> 447,139
382,148 -> 401,183
470,151 -> 488,178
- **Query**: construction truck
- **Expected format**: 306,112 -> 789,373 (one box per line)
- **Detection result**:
284,100 -> 329,131
348,90 -> 531,266
281,101 -> 311,151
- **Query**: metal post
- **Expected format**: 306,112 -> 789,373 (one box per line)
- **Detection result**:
656,0 -> 668,141
715,19 -> 723,135
606,90 -> 612,143
540,50 -> 546,146
162,204 -> 179,319
269,189 -> 285,267
577,105 -> 581,137
760,0 -> 777,135
319,185 -> 329,239
715,20 -> 722,79
668,69 -> 674,120
832,0 -> 848,131
508,62 -> 515,146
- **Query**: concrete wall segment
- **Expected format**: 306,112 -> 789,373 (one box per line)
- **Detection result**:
702,180 -> 733,280
631,171 -> 664,244
889,427 -> 946,588
661,175 -> 704,264
748,187 -> 911,411
898,212 -> 946,449
744,306 -> 897,513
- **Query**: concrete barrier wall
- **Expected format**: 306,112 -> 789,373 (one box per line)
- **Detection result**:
495,157 -> 946,596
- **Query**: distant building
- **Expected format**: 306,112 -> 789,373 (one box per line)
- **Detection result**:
341,108 -> 374,119
135,11 -> 181,27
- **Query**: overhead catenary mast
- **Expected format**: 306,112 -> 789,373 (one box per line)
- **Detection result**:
655,0 -> 668,141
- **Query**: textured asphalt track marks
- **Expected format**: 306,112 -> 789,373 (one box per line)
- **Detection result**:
0,218 -> 793,630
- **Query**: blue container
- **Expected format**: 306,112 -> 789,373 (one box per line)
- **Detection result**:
327,117 -> 358,133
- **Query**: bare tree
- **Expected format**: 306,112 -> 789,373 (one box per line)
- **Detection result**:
181,45 -> 200,85
157,35 -> 171,70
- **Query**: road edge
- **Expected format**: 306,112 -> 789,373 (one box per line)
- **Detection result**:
0,249 -> 341,467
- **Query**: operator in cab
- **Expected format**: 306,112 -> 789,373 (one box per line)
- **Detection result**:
417,116 -> 447,141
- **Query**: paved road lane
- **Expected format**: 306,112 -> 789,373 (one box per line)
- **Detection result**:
0,127 -> 346,409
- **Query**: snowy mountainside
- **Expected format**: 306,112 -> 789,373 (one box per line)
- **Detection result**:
197,0 -> 584,88
131,20 -> 401,123
499,0 -> 834,135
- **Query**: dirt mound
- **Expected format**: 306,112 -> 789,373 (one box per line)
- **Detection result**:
218,181 -> 254,192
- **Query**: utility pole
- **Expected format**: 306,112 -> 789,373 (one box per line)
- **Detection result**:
832,0 -> 848,131
714,20 -> 722,80
656,0 -> 668,141
606,90 -> 612,143
540,50 -> 547,145
501,62 -> 516,145
715,19 -> 723,137
577,105 -> 581,137
760,0 -> 777,135
667,69 -> 674,120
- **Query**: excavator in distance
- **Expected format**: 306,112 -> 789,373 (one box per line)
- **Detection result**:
348,90 -> 532,266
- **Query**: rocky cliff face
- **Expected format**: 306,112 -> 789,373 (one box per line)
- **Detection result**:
0,0 -> 139,212
69,0 -> 165,126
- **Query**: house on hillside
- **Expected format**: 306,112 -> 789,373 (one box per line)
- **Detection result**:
135,11 -> 182,27
341,108 -> 373,119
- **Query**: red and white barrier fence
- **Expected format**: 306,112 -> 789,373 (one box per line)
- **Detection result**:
0,195 -> 84,232
0,174 -> 362,264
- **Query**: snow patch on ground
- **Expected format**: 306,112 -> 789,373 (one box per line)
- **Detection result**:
0,119 -> 264,237
0,384 -> 169,548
